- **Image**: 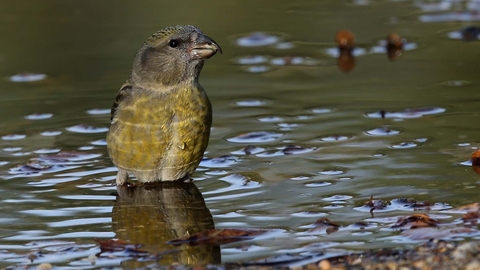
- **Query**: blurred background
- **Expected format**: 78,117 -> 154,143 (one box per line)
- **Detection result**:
0,0 -> 479,267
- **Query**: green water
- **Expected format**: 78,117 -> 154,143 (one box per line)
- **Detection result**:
0,0 -> 479,268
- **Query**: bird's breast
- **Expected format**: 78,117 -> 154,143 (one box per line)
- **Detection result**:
106,86 -> 212,178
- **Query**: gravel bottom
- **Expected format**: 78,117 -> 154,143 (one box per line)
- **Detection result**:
189,240 -> 480,270
306,240 -> 480,270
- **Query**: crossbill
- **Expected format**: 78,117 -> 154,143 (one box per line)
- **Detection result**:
106,25 -> 221,185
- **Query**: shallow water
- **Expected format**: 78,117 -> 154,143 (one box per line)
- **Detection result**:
1,0 -> 480,268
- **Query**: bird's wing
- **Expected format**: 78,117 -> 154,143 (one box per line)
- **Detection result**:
110,84 -> 133,124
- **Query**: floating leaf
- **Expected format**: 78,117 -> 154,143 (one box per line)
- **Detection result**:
313,217 -> 340,227
94,238 -> 146,253
335,29 -> 356,73
471,150 -> 480,174
386,33 -> 403,60
309,217 -> 341,234
335,29 -> 355,49
393,198 -> 432,208
460,26 -> 480,42
364,196 -> 391,217
392,213 -> 439,229
455,202 -> 480,212
462,211 -> 480,221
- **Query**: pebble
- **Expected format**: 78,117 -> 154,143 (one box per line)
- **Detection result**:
37,263 -> 53,270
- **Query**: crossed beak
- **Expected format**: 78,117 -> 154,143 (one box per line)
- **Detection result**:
190,34 -> 222,60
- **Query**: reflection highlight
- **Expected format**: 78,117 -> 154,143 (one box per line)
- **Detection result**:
112,182 -> 220,267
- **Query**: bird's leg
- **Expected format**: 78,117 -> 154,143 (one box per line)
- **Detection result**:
116,169 -> 129,186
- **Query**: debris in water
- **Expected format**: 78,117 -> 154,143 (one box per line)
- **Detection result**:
386,33 -> 404,60
335,29 -> 356,73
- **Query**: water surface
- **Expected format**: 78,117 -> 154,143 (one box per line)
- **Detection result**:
0,0 -> 479,268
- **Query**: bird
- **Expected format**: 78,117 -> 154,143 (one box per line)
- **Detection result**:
106,25 -> 222,185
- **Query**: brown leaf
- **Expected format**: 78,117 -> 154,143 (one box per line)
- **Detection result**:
94,238 -> 145,253
309,218 -> 341,233
326,226 -> 339,235
463,211 -> 480,221
314,217 -> 340,227
395,198 -> 432,208
458,202 -> 480,212
364,196 -> 391,217
353,221 -> 369,229
386,33 -> 403,61
167,228 -> 269,246
335,30 -> 355,49
364,196 -> 391,209
392,213 -> 439,229
334,30 -> 356,73
471,150 -> 480,174
411,201 -> 432,208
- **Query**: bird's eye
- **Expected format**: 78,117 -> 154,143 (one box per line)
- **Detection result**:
169,39 -> 179,48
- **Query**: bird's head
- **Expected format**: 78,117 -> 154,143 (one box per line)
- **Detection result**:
131,25 -> 222,88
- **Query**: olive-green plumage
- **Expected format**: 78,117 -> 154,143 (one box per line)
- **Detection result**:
106,25 -> 221,185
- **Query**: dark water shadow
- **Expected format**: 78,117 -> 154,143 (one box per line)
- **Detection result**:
112,182 -> 221,267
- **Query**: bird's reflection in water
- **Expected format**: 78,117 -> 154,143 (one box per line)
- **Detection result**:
112,182 -> 221,267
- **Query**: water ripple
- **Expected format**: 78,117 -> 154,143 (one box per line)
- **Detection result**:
419,12 -> 480,23
235,99 -> 267,107
323,195 -> 353,201
305,182 -> 332,188
258,115 -> 285,123
318,134 -> 352,142
270,56 -> 318,66
24,113 -> 53,120
364,126 -> 401,136
200,155 -> 239,168
235,32 -> 284,47
66,124 -> 108,133
4,231 -> 114,241
234,55 -> 269,65
3,147 -> 22,152
227,131 -> 283,143
40,131 -> 62,136
91,139 -> 107,146
203,173 -> 262,196
310,108 -> 334,114
9,73 -> 47,82
34,148 -> 61,154
21,206 -> 113,217
8,163 -> 80,179
366,107 -> 446,119
319,168 -> 345,175
2,134 -> 26,140
390,141 -> 419,149
28,177 -> 81,187
58,195 -> 116,201
48,217 -> 111,228
57,167 -> 116,177
354,198 -> 452,213
231,146 -> 265,155
86,109 -> 110,115
283,145 -> 316,155
241,65 -> 272,73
